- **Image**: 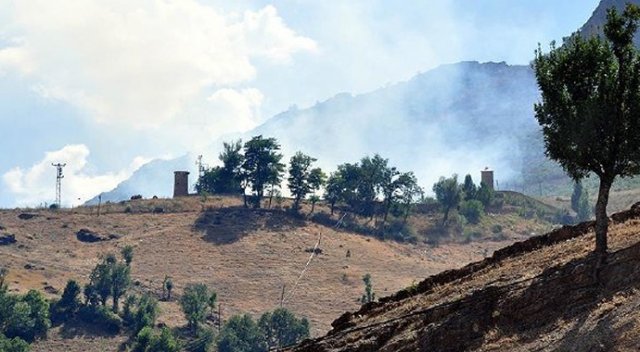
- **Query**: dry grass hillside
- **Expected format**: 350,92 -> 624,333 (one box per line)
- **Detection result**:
291,203 -> 640,352
0,196 -> 551,351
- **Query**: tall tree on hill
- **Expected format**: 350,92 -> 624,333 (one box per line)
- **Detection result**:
288,152 -> 319,211
242,136 -> 285,209
396,172 -> 422,224
358,155 -> 388,218
534,4 -> 640,256
433,174 -> 462,225
196,140 -> 244,195
324,172 -> 344,215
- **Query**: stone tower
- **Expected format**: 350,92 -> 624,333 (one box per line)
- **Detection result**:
173,171 -> 190,197
481,167 -> 494,191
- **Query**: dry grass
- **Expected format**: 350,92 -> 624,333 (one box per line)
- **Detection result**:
0,196 -> 547,351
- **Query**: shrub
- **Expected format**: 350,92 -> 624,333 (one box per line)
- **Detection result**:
218,314 -> 266,352
491,224 -> 503,234
258,308 -> 310,350
459,200 -> 484,224
360,274 -> 375,304
132,326 -> 179,352
0,333 -> 29,352
50,280 -> 81,324
382,220 -> 418,243
121,245 -> 134,266
129,294 -> 159,334
180,283 -> 212,332
3,290 -> 50,342
77,305 -> 122,334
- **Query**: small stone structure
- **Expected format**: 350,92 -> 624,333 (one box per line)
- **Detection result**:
173,171 -> 190,198
481,167 -> 494,190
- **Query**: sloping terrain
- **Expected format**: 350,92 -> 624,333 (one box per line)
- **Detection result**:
290,204 -> 640,351
0,197 -> 539,351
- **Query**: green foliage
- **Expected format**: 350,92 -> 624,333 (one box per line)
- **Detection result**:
180,283 -> 213,332
242,136 -> 285,208
50,280 -> 81,324
133,327 -> 180,352
491,224 -> 503,234
162,276 -> 173,301
433,174 -> 462,225
534,4 -> 640,254
196,140 -> 245,195
1,289 -> 50,342
124,294 -> 158,334
287,152 -> 324,211
86,253 -> 131,312
571,181 -> 583,213
258,308 -> 310,350
360,273 -> 375,304
462,174 -> 477,200
475,182 -> 494,208
217,314 -> 266,352
77,305 -> 122,334
0,333 -> 30,352
459,200 -> 484,224
121,245 -> 134,266
572,181 -> 592,222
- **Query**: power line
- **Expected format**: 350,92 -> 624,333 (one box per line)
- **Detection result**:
51,163 -> 66,207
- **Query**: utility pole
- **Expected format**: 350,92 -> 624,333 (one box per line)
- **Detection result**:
52,163 -> 66,208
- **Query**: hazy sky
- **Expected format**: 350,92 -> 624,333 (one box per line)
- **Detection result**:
0,0 -> 599,207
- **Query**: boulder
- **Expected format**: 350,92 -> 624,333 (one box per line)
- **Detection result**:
0,233 -> 16,245
18,213 -> 38,220
76,229 -> 108,243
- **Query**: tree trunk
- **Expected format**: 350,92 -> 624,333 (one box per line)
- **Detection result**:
112,295 -> 119,313
594,176 -> 613,255
310,202 -> 316,214
330,202 -> 335,215
442,207 -> 450,226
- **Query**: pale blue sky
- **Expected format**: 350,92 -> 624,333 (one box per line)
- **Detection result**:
0,0 -> 600,206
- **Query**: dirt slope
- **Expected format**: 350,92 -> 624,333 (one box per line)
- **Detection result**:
290,204 -> 640,352
0,197 -> 529,351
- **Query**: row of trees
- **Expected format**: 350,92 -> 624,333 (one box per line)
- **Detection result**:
432,174 -> 494,225
197,137 -> 423,226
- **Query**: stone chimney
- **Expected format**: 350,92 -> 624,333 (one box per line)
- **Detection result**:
481,167 -> 494,191
173,171 -> 190,197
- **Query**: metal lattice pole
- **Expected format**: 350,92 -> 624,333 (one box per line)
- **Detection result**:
52,163 -> 66,207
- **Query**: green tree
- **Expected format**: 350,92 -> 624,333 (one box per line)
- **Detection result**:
217,314 -> 266,352
357,155 -> 388,217
3,290 -> 50,342
433,175 -> 462,225
131,294 -> 159,334
110,262 -> 131,313
324,172 -> 344,215
287,152 -> 317,211
180,283 -> 211,332
534,4 -> 640,255
462,174 -> 477,201
258,308 -> 310,350
133,326 -> 180,352
0,333 -> 29,352
88,261 -> 112,307
476,182 -> 494,208
196,140 -> 245,195
459,200 -> 484,224
121,245 -> 134,266
396,172 -> 422,224
360,273 -> 375,304
242,136 -> 285,209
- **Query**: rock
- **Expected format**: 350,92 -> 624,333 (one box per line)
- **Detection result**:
43,285 -> 59,294
305,247 -> 323,254
18,213 -> 38,220
0,234 -> 17,245
153,207 -> 164,213
76,229 -> 108,243
108,233 -> 122,240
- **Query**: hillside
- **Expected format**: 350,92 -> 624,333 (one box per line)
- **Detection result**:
289,204 -> 640,351
0,196 -> 552,351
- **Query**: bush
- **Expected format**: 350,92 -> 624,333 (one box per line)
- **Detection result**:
382,220 -> 418,243
50,280 -> 81,324
491,224 -> 503,234
218,314 -> 266,352
258,308 -> 310,350
459,200 -> 484,224
2,289 -> 50,342
77,305 -> 122,334
132,327 -> 179,352
0,333 -> 29,352
180,283 -> 213,332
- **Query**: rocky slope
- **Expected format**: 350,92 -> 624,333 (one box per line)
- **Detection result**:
288,205 -> 640,351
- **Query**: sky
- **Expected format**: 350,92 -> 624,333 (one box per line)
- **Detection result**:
0,0 -> 600,207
